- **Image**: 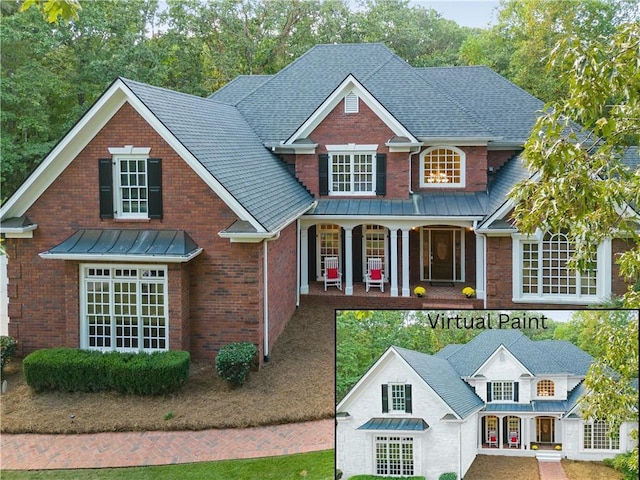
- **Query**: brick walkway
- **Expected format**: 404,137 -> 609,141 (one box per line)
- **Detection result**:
538,460 -> 569,480
0,419 -> 334,470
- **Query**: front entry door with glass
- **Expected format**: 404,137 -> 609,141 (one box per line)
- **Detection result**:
422,228 -> 463,281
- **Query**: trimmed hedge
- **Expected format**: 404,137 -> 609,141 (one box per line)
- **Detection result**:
439,473 -> 457,480
215,342 -> 257,387
348,476 -> 425,480
23,348 -> 190,395
1,335 -> 18,374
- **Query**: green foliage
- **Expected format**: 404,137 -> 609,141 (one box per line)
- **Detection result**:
604,451 -> 639,480
22,348 -> 190,395
510,21 -> 640,309
215,342 -> 257,387
20,0 -> 82,23
0,336 -> 18,374
439,473 -> 457,480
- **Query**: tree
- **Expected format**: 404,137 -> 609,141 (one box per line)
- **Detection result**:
581,312 -> 639,475
20,0 -> 81,23
459,0 -> 637,102
510,21 -> 640,308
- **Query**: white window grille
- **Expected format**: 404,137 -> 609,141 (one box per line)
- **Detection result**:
421,147 -> 465,187
376,436 -> 414,476
584,421 -> 620,450
330,153 -> 375,194
83,265 -> 168,352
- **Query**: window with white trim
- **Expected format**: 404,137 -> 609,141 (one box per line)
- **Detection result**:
364,224 -> 387,277
420,146 -> 465,187
492,381 -> 514,401
537,380 -> 555,397
317,224 -> 341,280
583,420 -> 620,450
375,436 -> 414,476
330,152 -> 375,194
115,157 -> 148,217
82,265 -> 168,352
518,232 -> 599,300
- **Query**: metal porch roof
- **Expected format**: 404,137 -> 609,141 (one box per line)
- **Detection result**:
358,417 -> 430,431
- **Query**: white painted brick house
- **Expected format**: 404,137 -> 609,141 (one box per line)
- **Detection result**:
336,329 -> 637,479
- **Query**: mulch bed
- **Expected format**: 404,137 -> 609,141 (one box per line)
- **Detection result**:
0,300 -> 335,434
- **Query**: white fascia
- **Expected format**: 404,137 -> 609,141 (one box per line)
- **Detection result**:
39,248 -> 203,263
285,74 -> 419,146
0,224 -> 38,238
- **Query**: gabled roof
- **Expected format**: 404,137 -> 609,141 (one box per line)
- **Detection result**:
1,78 -> 314,235
120,79 -> 314,233
434,330 -> 594,377
393,346 -> 484,419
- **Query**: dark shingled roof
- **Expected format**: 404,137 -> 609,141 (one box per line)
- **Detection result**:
120,78 -> 313,233
394,346 -> 484,419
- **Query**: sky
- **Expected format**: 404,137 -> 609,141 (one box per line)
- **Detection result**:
414,0 -> 501,29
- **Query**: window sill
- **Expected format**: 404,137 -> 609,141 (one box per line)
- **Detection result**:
113,217 -> 151,223
512,296 -> 601,305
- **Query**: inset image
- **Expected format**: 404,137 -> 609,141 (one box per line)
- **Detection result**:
336,309 -> 638,480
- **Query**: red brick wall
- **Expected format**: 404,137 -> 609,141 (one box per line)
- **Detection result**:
295,101 -> 410,199
266,221 -> 299,359
6,103 -> 275,361
411,146 -> 488,193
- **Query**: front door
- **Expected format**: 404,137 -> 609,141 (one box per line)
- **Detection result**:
430,230 -> 453,280
537,417 -> 554,443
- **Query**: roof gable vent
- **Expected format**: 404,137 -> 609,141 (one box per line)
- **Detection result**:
344,91 -> 359,113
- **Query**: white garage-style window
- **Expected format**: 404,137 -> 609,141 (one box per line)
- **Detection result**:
420,146 -> 465,187
512,231 -> 610,304
81,265 -> 168,352
375,436 -> 414,476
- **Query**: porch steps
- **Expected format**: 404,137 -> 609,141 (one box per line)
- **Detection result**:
536,451 -> 562,462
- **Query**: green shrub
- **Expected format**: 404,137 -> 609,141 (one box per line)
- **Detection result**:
23,348 -> 189,395
215,342 -> 257,387
439,473 -> 457,480
605,452 -> 639,480
0,336 -> 18,374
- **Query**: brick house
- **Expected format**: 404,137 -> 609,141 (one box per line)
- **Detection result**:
336,328 -> 638,479
1,43 -> 637,360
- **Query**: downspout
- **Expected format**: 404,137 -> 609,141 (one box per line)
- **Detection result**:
262,231 -> 281,363
408,147 -> 422,195
459,422 -> 463,480
296,219 -> 300,307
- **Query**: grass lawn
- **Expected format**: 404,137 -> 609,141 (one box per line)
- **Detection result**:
1,450 -> 335,480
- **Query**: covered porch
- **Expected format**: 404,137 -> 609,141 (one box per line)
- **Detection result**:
298,212 -> 487,303
479,413 -> 564,454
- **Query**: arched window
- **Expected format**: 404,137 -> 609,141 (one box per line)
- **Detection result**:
537,380 -> 555,397
420,147 -> 465,187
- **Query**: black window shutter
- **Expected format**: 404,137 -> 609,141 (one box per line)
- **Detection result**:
513,382 -> 519,402
487,382 -> 492,402
382,384 -> 389,413
405,384 -> 412,413
147,158 -> 163,219
319,154 -> 329,195
98,158 -> 114,218
375,153 -> 386,196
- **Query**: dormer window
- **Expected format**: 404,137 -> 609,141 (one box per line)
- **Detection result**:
420,146 -> 465,188
537,379 -> 555,397
344,91 -> 359,113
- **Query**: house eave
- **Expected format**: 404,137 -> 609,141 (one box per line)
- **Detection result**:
39,249 -> 204,263
419,136 -> 500,146
1,224 -> 38,238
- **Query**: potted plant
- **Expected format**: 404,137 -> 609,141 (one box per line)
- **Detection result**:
531,444 -> 539,450
414,286 -> 426,297
462,286 -> 475,298
555,444 -> 562,450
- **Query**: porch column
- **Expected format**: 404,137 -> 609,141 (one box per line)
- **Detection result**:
521,417 -> 526,450
498,415 -> 504,450
344,227 -> 353,296
401,228 -> 410,297
300,226 -> 309,294
475,232 -> 485,300
390,228 -> 398,297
